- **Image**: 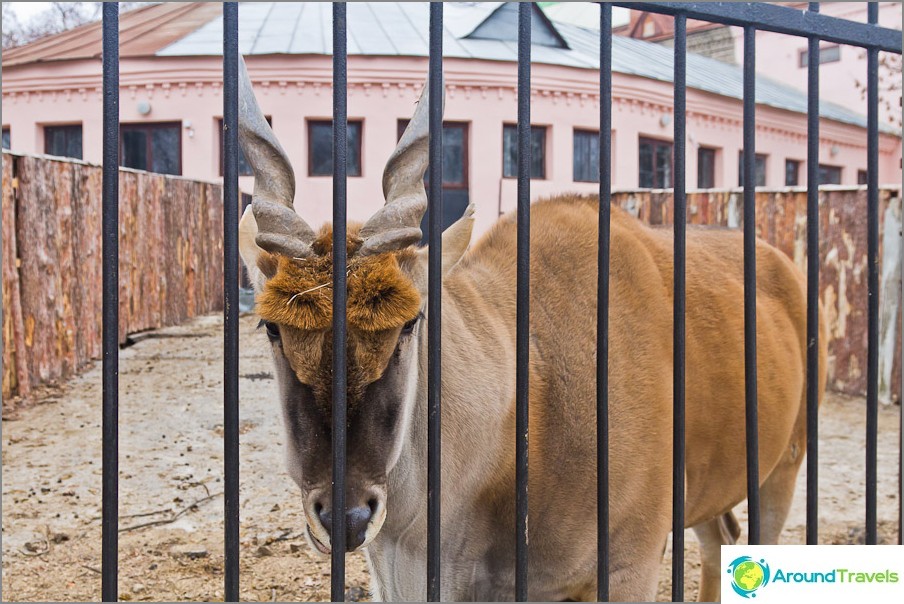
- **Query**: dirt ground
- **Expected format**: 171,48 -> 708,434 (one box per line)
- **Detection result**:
1,314 -> 901,602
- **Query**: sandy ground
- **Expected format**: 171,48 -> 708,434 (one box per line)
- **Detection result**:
1,314 -> 900,602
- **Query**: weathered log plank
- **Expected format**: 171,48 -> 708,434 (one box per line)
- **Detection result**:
2,152 -> 224,405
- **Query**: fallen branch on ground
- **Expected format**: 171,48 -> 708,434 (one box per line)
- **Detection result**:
119,492 -> 222,533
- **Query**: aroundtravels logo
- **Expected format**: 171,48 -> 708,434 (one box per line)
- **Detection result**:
727,556 -> 771,598
722,545 -> 903,603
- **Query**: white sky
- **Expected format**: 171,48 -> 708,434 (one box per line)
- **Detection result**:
6,2 -> 56,23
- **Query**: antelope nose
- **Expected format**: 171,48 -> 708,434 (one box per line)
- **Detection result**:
317,503 -> 375,551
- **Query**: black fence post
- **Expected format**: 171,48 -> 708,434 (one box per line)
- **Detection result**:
671,13 -> 687,603
742,24 -> 761,546
805,1 -> 820,547
222,3 -> 240,601
515,3 -> 531,601
101,4 -> 120,602
331,3 -> 349,600
597,4 -> 612,601
427,2 -> 444,601
865,1 -> 880,547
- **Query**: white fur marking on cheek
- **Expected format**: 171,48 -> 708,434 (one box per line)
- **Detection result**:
385,337 -> 420,473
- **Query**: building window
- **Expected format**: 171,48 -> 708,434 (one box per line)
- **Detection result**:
738,151 -> 767,187
308,120 -> 363,177
396,120 -> 469,188
785,159 -> 801,186
44,124 -> 83,159
2,127 -> 10,150
857,170 -> 868,185
503,124 -> 546,179
573,129 -> 600,183
799,44 -> 841,68
639,137 -> 673,188
121,122 -> 181,175
697,147 -> 717,189
219,116 -> 271,176
819,164 -> 842,185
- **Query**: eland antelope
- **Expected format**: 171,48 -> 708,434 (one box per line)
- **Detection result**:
237,57 -> 828,602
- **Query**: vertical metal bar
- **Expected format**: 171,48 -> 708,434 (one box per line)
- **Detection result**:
427,2 -> 443,601
222,3 -> 240,601
805,1 -> 820,547
101,4 -> 120,602
515,3 -> 531,601
743,25 -> 761,546
671,14 -> 687,603
865,1 -> 879,547
331,3 -> 348,600
597,4 -> 612,602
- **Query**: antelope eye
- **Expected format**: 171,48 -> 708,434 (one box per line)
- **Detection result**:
258,320 -> 281,342
401,315 -> 419,336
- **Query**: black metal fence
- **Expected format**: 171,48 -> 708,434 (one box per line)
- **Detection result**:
95,2 -> 903,602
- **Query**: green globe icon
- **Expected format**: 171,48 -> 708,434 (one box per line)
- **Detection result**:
733,560 -> 765,592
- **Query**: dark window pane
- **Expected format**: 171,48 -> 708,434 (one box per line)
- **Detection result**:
346,122 -> 362,176
442,126 -> 465,186
530,127 -> 545,179
858,170 -> 868,185
121,129 -> 148,170
45,125 -> 82,159
640,137 -> 673,188
503,124 -> 545,179
573,130 -> 600,183
67,128 -> 83,160
639,140 -> 654,188
1,128 -> 9,150
785,159 -> 800,186
819,164 -> 842,185
739,152 -> 767,187
310,122 -> 333,176
697,147 -> 715,188
309,121 -> 362,177
655,143 -> 672,188
152,127 -> 180,175
503,125 -> 518,178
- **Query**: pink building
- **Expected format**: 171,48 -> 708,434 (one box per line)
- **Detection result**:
617,2 -> 903,130
2,1 -> 900,235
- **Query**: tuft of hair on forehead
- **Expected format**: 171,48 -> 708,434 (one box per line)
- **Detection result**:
255,226 -> 421,332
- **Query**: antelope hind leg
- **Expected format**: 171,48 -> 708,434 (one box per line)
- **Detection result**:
758,450 -> 803,544
692,512 -> 740,602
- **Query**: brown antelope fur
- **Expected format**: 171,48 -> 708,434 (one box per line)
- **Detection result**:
402,194 -> 827,600
237,56 -> 827,600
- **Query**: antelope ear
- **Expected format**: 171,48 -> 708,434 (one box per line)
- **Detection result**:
239,204 -> 277,292
416,203 -> 475,276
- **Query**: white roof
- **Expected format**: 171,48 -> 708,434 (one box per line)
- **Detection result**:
156,1 -> 886,132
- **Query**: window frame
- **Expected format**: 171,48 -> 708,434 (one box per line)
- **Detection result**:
857,169 -> 868,185
44,123 -> 84,160
502,123 -> 547,180
218,115 -> 271,177
638,136 -> 674,189
306,119 -> 364,178
573,128 -> 601,183
120,121 -> 183,175
697,146 -> 717,189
